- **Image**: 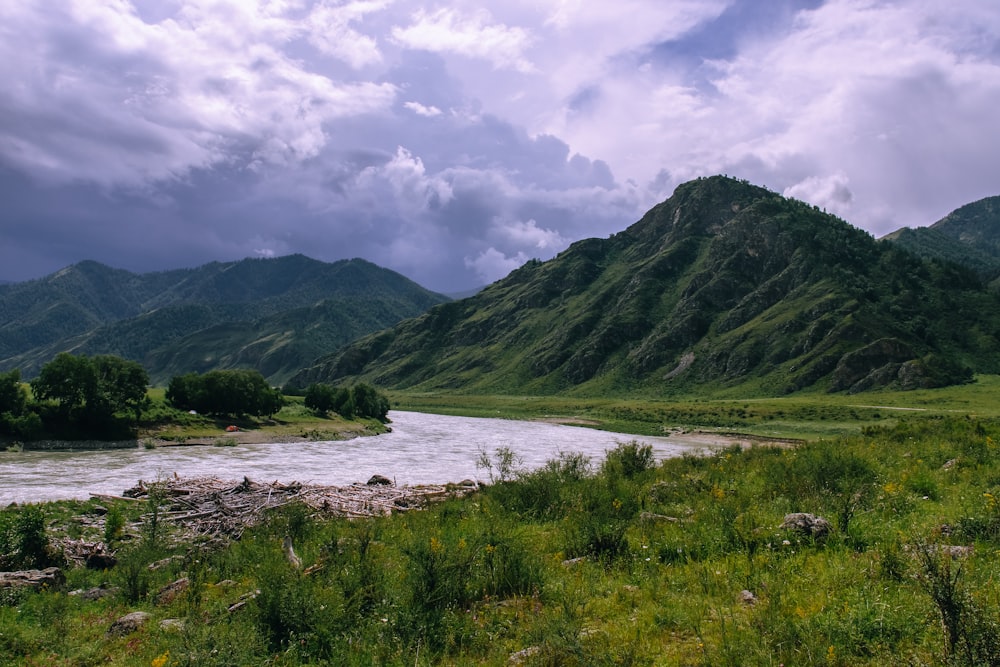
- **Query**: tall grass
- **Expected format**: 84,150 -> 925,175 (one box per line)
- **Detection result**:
7,416 -> 1000,664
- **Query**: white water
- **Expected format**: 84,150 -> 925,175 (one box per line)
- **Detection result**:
0,411 -> 716,504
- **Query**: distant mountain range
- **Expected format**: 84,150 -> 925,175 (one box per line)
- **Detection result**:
881,195 -> 1000,288
5,177 -> 999,397
289,176 -> 1000,396
0,255 -> 449,385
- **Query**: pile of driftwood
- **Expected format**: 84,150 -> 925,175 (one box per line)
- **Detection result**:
103,475 -> 478,541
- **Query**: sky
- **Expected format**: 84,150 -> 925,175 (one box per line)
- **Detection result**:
1,0 -> 999,293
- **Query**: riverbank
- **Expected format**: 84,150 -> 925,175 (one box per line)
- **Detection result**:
2,416 -> 997,665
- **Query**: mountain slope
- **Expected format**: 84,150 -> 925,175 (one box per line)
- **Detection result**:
882,195 -> 1000,282
291,176 -> 1000,396
0,255 -> 449,382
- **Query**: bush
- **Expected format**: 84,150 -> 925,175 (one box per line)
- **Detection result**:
602,440 -> 655,479
0,505 -> 54,570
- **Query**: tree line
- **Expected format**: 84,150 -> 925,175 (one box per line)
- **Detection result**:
0,352 -> 391,442
1,353 -> 150,441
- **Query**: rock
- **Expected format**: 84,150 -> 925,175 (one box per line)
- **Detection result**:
91,505 -> 109,516
69,585 -> 118,601
509,646 -> 542,665
155,577 -> 190,605
740,589 -> 758,605
0,567 -> 64,590
780,513 -> 832,540
107,611 -> 151,637
159,618 -> 185,632
367,474 -> 393,486
561,556 -> 587,567
86,552 -> 118,570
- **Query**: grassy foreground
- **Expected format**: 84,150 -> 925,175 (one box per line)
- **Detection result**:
5,411 -> 1000,664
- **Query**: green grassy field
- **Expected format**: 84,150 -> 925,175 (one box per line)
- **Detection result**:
6,380 -> 1000,664
391,374 -> 1000,441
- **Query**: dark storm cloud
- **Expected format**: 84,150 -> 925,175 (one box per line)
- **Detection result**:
1,1 -> 999,291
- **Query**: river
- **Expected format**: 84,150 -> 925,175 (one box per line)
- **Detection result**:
0,411 -> 719,504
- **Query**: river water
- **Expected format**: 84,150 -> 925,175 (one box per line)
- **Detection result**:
0,411 -> 718,504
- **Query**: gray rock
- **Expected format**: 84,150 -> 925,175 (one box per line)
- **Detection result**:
159,618 -> 185,632
107,611 -> 151,637
0,567 -> 64,590
780,512 -> 832,539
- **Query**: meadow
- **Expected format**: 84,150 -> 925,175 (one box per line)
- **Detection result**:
4,379 -> 1000,664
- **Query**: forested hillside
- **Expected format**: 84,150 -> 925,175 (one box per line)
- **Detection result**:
0,255 -> 449,384
292,176 -> 1000,396
883,195 -> 1000,285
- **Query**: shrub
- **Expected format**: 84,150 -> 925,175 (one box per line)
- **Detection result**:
602,440 -> 655,479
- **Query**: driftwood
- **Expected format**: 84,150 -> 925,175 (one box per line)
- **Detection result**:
116,476 -> 477,541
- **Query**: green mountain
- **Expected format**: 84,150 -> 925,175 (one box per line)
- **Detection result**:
882,195 -> 1000,283
290,176 -> 1000,396
0,255 -> 449,384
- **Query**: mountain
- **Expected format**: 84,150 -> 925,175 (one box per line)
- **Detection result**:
0,255 -> 449,384
290,176 -> 1000,396
882,195 -> 1000,283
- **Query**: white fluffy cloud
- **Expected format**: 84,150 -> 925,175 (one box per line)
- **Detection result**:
465,247 -> 530,285
391,8 -> 535,72
1,0 -> 998,290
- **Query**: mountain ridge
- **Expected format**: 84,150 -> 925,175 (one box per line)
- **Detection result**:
882,195 -> 1000,284
290,176 -> 1000,396
0,255 -> 450,384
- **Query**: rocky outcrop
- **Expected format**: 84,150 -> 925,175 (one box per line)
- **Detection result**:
0,567 -> 64,590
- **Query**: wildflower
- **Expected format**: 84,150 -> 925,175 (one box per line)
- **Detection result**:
429,537 -> 443,554
152,651 -> 170,667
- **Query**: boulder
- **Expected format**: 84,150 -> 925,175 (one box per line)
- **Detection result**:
0,567 -> 64,590
107,611 -> 151,637
155,577 -> 190,605
86,552 -> 118,570
780,513 -> 832,540
367,474 -> 393,486
69,585 -> 119,601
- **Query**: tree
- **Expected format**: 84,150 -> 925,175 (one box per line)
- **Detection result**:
30,353 -> 95,418
166,369 -> 283,417
166,373 -> 203,412
351,383 -> 390,421
90,355 -> 150,423
304,383 -> 337,415
0,369 -> 27,417
0,369 -> 38,438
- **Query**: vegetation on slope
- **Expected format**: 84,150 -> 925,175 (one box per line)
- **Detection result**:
883,194 -> 1000,284
0,255 -> 450,384
293,176 -> 1000,396
5,417 -> 1000,665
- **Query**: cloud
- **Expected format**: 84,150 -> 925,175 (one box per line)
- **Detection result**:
403,101 -> 443,117
784,172 -> 853,218
465,247 -> 530,285
391,8 -> 535,72
1,0 -> 999,293
494,218 -> 567,250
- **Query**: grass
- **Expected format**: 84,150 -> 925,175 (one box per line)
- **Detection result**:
6,413 -> 1000,664
137,390 -> 387,444
390,374 -> 1000,441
